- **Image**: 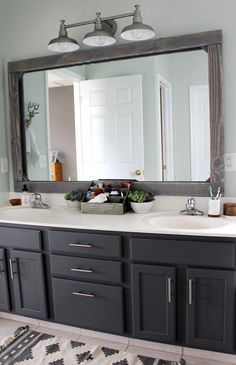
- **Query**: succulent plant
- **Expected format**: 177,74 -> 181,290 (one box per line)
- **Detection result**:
64,190 -> 84,202
128,190 -> 154,203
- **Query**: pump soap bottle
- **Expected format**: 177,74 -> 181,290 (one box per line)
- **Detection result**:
21,184 -> 31,207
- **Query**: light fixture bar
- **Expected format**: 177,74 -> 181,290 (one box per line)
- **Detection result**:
64,11 -> 135,29
48,5 -> 155,53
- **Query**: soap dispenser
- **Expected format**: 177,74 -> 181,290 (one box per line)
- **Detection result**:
21,184 -> 31,207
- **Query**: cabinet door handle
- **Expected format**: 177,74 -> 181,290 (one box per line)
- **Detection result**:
0,259 -> 4,278
167,277 -> 172,303
72,291 -> 95,298
188,279 -> 192,305
9,258 -> 15,280
70,268 -> 93,273
69,243 -> 92,248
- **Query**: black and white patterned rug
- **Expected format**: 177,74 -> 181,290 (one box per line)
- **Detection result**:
0,328 -> 161,365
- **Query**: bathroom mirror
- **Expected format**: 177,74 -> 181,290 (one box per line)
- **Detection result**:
9,30 -> 224,195
22,49 -> 209,182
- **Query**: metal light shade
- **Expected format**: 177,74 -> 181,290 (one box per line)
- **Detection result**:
121,23 -> 155,41
48,20 -> 80,53
48,36 -> 79,52
83,12 -> 116,47
121,5 -> 155,41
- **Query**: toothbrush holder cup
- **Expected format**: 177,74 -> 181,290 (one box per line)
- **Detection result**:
208,198 -> 221,217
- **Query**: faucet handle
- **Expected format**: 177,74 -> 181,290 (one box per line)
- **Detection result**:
35,193 -> 42,201
186,197 -> 195,208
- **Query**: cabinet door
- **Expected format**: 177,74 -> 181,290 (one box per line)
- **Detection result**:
132,264 -> 176,343
0,249 -> 10,311
10,250 -> 47,319
186,268 -> 235,353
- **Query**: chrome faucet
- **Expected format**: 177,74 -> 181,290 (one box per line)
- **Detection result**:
31,193 -> 49,209
180,197 -> 203,216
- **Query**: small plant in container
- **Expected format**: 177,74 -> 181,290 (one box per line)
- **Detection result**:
64,190 -> 84,209
128,190 -> 155,213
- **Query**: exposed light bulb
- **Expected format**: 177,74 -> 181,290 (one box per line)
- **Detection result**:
96,36 -> 106,46
58,42 -> 71,52
131,29 -> 143,40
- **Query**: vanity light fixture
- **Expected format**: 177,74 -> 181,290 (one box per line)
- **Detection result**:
48,4 -> 155,53
83,13 -> 116,47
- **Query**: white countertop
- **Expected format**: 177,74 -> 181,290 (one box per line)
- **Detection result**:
0,206 -> 236,238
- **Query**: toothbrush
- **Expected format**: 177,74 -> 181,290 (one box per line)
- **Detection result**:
216,187 -> 221,200
208,186 -> 214,199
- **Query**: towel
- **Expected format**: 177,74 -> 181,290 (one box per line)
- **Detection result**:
25,127 -> 40,167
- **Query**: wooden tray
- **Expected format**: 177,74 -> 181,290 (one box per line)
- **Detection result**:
81,180 -> 131,215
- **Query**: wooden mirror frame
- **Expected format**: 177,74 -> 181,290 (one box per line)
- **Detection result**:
8,30 -> 224,196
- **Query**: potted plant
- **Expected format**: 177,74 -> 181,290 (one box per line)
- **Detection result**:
128,190 -> 155,213
64,190 -> 84,209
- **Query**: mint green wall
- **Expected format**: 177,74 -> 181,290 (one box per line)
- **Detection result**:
23,72 -> 50,180
1,0 -> 236,195
0,2 -> 9,194
156,51 -> 208,181
171,51 -> 208,181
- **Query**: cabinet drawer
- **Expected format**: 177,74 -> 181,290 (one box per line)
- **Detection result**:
50,255 -> 122,283
130,237 -> 235,268
48,231 -> 121,258
0,227 -> 41,250
52,278 -> 124,334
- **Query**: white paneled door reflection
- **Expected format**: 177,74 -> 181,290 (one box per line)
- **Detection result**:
77,75 -> 144,180
190,85 -> 210,181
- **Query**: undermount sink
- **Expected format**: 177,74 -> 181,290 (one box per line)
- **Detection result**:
142,214 -> 228,230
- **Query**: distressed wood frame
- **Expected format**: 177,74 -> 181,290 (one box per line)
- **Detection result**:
8,30 -> 224,196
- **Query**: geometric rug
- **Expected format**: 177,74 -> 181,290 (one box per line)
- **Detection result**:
0,328 -> 161,365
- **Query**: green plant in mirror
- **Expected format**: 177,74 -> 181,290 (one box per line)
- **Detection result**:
25,102 -> 40,129
64,190 -> 84,202
128,190 -> 154,203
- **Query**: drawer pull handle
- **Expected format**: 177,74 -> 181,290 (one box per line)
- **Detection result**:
167,277 -> 172,303
72,291 -> 94,298
188,279 -> 192,305
71,268 -> 93,273
69,243 -> 92,248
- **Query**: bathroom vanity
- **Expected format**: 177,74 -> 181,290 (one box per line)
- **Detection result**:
0,209 -> 235,354
5,25 -> 228,357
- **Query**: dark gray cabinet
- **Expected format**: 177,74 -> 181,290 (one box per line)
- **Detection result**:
50,255 -> 122,284
186,268 -> 235,353
49,229 -> 124,335
10,250 -> 47,319
52,278 -> 124,334
48,230 -> 121,258
131,242 -> 236,353
0,223 -> 236,355
132,265 -> 236,353
132,264 -> 176,343
0,248 -> 10,311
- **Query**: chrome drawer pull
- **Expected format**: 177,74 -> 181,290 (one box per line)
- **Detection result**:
188,279 -> 192,305
69,243 -> 92,248
72,291 -> 94,298
167,277 -> 172,303
71,268 -> 93,273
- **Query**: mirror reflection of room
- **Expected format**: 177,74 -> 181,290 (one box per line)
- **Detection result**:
23,49 -> 209,182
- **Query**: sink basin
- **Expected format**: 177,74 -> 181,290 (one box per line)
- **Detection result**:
142,214 -> 228,230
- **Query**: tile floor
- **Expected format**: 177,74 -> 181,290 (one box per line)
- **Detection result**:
0,314 -> 236,365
